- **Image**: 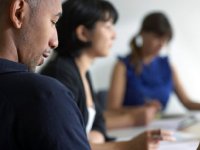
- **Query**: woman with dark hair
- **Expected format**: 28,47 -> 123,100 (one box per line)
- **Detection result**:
41,0 -> 118,143
107,12 -> 200,127
40,1 -> 174,149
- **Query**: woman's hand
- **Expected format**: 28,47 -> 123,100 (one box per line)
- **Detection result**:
127,129 -> 175,150
145,99 -> 162,111
88,130 -> 105,144
131,106 -> 158,126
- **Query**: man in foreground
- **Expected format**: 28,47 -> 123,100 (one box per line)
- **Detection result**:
0,0 -> 90,149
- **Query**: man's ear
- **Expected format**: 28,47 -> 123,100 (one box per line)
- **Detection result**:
10,0 -> 27,29
76,25 -> 90,42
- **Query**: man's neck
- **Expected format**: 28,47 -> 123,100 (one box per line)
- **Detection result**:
0,29 -> 18,63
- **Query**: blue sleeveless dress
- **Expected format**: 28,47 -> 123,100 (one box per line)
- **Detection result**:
119,55 -> 173,109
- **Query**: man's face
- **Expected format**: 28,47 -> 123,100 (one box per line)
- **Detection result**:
18,0 -> 62,71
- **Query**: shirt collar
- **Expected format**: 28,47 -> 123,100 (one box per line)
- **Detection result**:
0,58 -> 28,74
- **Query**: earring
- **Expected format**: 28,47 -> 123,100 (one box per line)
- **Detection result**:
136,35 -> 143,48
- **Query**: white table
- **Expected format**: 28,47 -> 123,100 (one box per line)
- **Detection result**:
108,111 -> 200,149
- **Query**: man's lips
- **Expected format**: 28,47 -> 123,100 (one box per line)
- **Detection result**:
37,50 -> 51,66
43,50 -> 51,58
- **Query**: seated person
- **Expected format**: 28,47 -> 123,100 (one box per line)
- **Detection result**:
107,11 -> 200,128
0,0 -> 90,149
40,0 -> 175,149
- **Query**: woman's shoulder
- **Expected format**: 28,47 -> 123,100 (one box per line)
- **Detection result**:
156,56 -> 169,63
42,56 -> 78,78
155,56 -> 172,74
118,54 -> 131,62
40,55 -> 81,96
154,56 -> 171,67
117,54 -> 132,68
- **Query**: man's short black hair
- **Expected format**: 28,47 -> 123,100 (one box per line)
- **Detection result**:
0,0 -> 41,17
27,0 -> 40,9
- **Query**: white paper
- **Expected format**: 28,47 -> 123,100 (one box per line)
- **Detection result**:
159,140 -> 199,150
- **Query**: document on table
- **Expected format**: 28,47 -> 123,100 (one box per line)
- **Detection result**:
147,118 -> 183,130
159,140 -> 199,150
108,112 -> 200,144
148,115 -> 200,131
114,131 -> 200,142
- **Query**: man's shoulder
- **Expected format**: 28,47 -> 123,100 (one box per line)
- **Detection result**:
10,74 -> 90,150
18,72 -> 74,98
18,72 -> 76,109
23,72 -> 66,89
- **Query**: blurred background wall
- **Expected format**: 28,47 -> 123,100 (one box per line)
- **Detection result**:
38,0 -> 200,114
89,0 -> 200,114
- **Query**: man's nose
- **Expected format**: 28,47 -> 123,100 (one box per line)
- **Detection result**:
49,31 -> 59,49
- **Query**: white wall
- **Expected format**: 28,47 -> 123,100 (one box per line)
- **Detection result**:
90,0 -> 200,114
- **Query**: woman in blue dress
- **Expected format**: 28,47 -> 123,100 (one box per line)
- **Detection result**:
107,12 -> 200,127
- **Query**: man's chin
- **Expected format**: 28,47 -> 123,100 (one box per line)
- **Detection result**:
28,67 -> 36,73
37,58 -> 44,66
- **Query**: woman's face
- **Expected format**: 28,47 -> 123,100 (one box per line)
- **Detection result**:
86,19 -> 116,57
142,32 -> 169,57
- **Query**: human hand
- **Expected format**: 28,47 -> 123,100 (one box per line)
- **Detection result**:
128,129 -> 175,150
132,106 -> 158,126
145,99 -> 162,112
88,130 -> 105,144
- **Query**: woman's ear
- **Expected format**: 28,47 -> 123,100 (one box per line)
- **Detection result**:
10,0 -> 27,29
76,25 -> 90,42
